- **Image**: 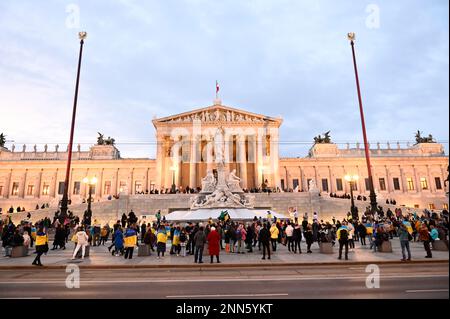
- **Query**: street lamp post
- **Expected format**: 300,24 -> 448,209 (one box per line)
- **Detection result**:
170,166 -> 177,194
345,175 -> 359,220
82,177 -> 97,224
347,32 -> 378,214
59,31 -> 87,222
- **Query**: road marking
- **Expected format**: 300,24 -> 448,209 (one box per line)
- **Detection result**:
405,289 -> 449,293
0,274 -> 447,285
167,293 -> 289,298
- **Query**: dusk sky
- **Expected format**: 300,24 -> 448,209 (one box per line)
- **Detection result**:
0,0 -> 448,158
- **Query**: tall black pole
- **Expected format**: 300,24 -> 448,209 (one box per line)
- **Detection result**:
87,184 -> 92,214
60,33 -> 86,222
348,33 -> 378,214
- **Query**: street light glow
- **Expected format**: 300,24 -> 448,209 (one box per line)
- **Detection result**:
347,32 -> 355,41
78,31 -> 87,40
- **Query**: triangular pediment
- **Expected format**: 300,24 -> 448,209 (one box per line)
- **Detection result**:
152,103 -> 282,127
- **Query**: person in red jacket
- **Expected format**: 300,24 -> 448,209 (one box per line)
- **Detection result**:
207,226 -> 221,263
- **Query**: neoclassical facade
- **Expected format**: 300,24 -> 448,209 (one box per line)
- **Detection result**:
0,101 -> 448,212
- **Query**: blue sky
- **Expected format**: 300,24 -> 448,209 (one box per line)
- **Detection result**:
0,0 -> 448,158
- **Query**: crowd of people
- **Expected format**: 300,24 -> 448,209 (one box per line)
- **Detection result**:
0,205 -> 448,266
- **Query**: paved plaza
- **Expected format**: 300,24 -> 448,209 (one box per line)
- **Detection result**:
1,237 -> 447,269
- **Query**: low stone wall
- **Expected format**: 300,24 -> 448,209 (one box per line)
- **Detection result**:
4,192 -> 414,226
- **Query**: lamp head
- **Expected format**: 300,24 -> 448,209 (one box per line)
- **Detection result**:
82,177 -> 89,184
91,176 -> 98,184
347,32 -> 355,41
78,31 -> 87,40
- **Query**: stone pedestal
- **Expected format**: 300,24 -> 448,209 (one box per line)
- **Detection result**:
319,242 -> 334,254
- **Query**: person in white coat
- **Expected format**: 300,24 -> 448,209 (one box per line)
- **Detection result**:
23,231 -> 31,248
72,227 -> 89,260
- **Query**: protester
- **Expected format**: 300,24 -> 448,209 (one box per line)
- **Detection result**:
32,226 -> 48,266
207,226 -> 221,263
72,226 -> 89,260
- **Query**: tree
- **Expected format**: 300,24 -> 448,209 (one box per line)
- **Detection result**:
0,133 -> 5,147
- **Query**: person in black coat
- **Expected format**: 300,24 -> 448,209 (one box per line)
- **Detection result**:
259,223 -> 271,260
245,225 -> 254,252
121,213 -> 127,228
304,225 -> 314,253
11,229 -> 24,247
52,224 -> 66,250
292,224 -> 302,253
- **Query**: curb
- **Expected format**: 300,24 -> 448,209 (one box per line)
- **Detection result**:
0,259 -> 447,270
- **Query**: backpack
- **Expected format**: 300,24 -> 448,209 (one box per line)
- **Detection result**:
339,228 -> 349,241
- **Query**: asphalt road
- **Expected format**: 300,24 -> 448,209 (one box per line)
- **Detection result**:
0,263 -> 447,299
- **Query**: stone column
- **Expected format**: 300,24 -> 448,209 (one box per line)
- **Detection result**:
238,135 -> 248,189
114,168 -> 119,196
99,168 -> 104,198
190,136 -> 198,188
412,165 -> 420,193
20,169 -> 28,198
256,133 -> 263,187
155,135 -> 165,190
385,165 -> 391,193
52,169 -> 58,197
4,169 -> 12,199
328,166 -> 333,193
36,169 -> 43,198
299,166 -> 304,192
426,165 -> 433,193
146,167 -> 150,193
399,166 -> 406,193
270,129 -> 281,189
130,168 -> 134,195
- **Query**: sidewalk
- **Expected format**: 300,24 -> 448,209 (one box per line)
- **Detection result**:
0,239 -> 448,269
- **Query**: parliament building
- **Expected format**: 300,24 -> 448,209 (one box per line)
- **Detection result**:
0,100 -> 448,214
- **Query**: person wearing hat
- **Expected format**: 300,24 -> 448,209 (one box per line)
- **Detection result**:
207,226 -> 221,263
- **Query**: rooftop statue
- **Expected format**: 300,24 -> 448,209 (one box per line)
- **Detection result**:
313,131 -> 331,144
415,130 -> 435,144
97,132 -> 115,146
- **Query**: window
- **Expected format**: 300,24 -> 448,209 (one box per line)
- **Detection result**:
428,203 -> 435,210
27,185 -> 34,196
414,204 -> 420,209
58,182 -> 65,195
420,177 -> 428,190
407,178 -> 414,191
293,179 -> 299,189
393,178 -> 401,190
11,182 -> 19,196
280,179 -> 285,190
443,203 -> 448,210
42,183 -> 50,195
365,178 -> 370,191
90,185 -> 96,195
104,181 -> 111,195
336,178 -> 343,191
0,185 -> 3,196
119,181 -> 127,193
435,177 -> 442,190
73,181 -> 80,195
379,178 -> 386,191
307,179 -> 312,190
350,181 -> 357,191
321,179 -> 329,192
135,181 -> 142,193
